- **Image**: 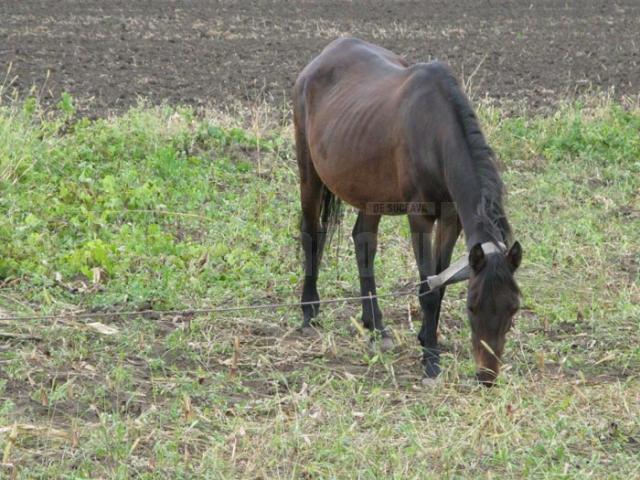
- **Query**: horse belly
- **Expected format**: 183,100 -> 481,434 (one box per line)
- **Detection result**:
310,138 -> 411,211
305,73 -> 415,211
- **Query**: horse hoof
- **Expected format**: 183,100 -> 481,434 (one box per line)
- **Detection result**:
380,336 -> 395,352
298,326 -> 320,338
423,361 -> 441,379
421,376 -> 441,388
476,371 -> 498,388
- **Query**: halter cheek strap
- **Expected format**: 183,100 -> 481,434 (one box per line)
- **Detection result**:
425,241 -> 506,291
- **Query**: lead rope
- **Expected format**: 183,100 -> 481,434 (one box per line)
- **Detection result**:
0,242 -> 506,323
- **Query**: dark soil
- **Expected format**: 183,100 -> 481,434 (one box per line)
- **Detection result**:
1,0 -> 639,116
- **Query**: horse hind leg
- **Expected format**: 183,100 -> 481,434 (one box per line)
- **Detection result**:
352,212 -> 393,351
297,131 -> 327,329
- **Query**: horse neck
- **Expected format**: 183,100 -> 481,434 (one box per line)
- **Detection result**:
444,148 -> 504,250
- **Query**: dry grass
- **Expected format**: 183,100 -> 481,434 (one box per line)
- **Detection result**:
0,97 -> 638,478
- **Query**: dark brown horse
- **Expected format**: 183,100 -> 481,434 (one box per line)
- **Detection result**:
293,38 -> 522,385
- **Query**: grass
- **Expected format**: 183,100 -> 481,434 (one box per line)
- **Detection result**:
0,94 -> 638,478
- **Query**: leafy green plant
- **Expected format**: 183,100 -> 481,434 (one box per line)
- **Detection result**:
0,97 -> 638,478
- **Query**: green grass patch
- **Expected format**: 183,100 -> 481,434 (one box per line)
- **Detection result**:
0,97 -> 638,478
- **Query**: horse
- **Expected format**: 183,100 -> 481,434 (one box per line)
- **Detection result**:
292,38 -> 522,385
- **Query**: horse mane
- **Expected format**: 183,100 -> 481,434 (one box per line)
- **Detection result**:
438,67 -> 513,246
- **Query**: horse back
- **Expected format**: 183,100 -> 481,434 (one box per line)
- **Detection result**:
293,38 -> 458,208
293,37 -> 408,121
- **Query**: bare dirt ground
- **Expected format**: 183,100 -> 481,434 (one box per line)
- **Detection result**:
1,0 -> 639,116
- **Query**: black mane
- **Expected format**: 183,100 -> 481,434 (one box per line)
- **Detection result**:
439,68 -> 513,246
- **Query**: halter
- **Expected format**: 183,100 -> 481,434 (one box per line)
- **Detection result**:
425,242 -> 507,291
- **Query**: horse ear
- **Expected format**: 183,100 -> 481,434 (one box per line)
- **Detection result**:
469,243 -> 486,272
507,241 -> 522,271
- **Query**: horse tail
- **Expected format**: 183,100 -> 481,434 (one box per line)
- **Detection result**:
320,185 -> 342,245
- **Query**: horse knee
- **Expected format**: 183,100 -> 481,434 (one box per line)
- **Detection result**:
419,290 -> 440,314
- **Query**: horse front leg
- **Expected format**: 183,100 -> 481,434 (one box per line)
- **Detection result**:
408,214 -> 440,377
432,208 -> 462,324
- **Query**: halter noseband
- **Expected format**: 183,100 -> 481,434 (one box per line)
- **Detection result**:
425,241 -> 507,291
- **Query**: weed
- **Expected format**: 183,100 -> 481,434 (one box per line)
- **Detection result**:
0,96 -> 638,478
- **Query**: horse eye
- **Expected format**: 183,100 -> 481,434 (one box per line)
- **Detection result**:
467,306 -> 477,315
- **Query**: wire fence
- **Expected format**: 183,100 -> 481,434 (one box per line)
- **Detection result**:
0,279 -> 436,323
